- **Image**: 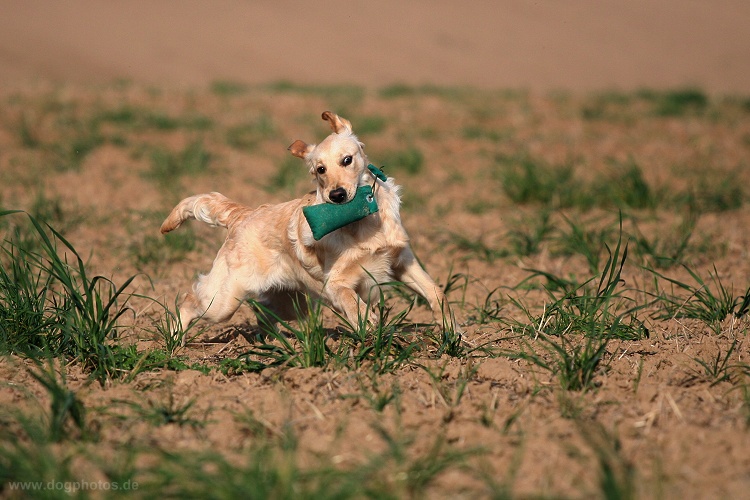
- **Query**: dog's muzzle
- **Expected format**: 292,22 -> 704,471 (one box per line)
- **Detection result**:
328,187 -> 348,204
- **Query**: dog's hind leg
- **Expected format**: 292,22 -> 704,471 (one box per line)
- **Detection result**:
176,254 -> 247,344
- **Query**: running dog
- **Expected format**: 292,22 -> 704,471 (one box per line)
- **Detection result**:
161,111 -> 450,339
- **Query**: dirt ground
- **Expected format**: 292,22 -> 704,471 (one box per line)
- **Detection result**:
3,6 -> 750,497
0,81 -> 750,498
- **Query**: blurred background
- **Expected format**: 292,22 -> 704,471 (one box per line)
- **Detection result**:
2,0 -> 749,92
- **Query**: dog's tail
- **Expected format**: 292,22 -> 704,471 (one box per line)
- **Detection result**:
160,192 -> 252,234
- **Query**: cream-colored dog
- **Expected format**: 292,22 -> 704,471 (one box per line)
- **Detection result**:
161,111 -> 448,337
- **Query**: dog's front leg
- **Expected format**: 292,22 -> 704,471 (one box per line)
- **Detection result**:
395,246 -> 459,331
323,279 -> 377,329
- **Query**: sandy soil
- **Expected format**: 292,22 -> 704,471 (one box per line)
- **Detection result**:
1,0 -> 750,92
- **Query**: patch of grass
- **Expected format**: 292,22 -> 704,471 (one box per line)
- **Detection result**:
226,115 -> 277,151
136,419 -> 474,498
595,160 -> 655,209
464,198 -> 495,214
441,271 -> 470,310
462,125 -> 507,142
495,154 -> 579,207
504,221 -> 647,391
25,358 -> 89,442
466,286 -> 505,325
553,215 -> 616,275
96,106 -> 213,131
0,210 -> 137,384
111,344 -> 211,378
0,416 -> 84,492
737,384 -> 750,429
509,326 -> 612,392
497,155 -> 661,211
378,84 -> 471,101
0,242 -> 57,356
651,264 -> 750,333
379,84 -> 423,99
688,340 -> 748,387
17,112 -> 41,148
2,191 -> 81,256
366,424 -> 479,496
378,147 -> 424,175
233,297 -> 331,372
399,190 -> 429,213
337,292 -> 423,375
505,210 -> 554,257
417,360 -> 478,422
143,296 -> 207,358
581,91 -> 634,121
424,295 -> 465,358
354,114 -> 387,135
266,156 -> 305,194
51,122 -> 104,172
266,81 -> 365,108
117,391 -> 208,428
428,321 -> 464,358
675,176 -> 744,213
145,140 -> 212,188
340,374 -> 402,412
142,112 -> 181,130
641,88 -> 709,117
576,420 -> 636,500
1,400 -> 477,498
130,226 -> 196,270
168,113 -> 213,131
210,80 -> 249,96
630,213 -> 698,268
28,191 -> 67,228
219,356 -> 266,376
446,231 -> 505,263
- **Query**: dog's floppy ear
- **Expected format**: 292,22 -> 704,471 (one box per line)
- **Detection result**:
288,140 -> 314,159
321,111 -> 352,134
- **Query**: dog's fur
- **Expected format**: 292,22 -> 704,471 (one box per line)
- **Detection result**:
161,111 -> 448,337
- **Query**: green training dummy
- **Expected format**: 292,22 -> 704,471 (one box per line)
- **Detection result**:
302,165 -> 385,241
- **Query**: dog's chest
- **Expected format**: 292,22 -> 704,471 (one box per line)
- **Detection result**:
351,248 -> 399,284
296,238 -> 400,284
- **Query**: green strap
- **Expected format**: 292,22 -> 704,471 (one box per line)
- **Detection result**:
367,164 -> 387,182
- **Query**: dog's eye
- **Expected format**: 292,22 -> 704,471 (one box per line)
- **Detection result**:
341,155 -> 352,166
316,165 -> 326,175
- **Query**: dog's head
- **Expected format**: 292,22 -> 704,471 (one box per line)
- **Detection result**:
288,111 -> 369,204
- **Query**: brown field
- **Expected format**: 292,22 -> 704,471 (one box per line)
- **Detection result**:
1,81 -> 750,498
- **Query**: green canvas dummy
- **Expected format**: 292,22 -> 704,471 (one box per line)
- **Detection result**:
302,165 -> 386,241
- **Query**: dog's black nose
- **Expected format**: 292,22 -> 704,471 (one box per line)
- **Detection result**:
329,187 -> 348,204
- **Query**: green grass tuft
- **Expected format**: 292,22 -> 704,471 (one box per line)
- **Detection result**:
503,218 -> 647,391
210,80 -> 249,96
378,147 -> 424,175
646,88 -> 709,116
495,154 -> 578,207
266,157 -> 304,194
226,115 -> 277,151
0,210 -> 137,384
145,140 -> 212,188
650,264 -> 750,333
